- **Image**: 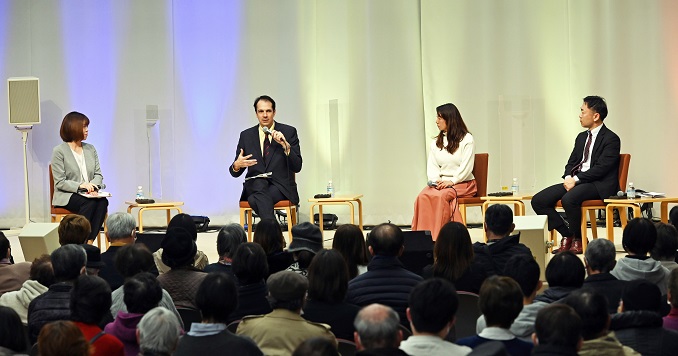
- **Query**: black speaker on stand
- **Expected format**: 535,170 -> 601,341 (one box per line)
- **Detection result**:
399,230 -> 434,276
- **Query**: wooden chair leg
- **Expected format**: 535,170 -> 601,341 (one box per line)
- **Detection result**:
285,207 -> 293,240
619,207 -> 628,229
247,209 -> 253,242
459,205 -> 467,226
588,209 -> 598,239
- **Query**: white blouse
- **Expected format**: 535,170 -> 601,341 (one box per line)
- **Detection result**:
426,133 -> 475,184
71,148 -> 88,184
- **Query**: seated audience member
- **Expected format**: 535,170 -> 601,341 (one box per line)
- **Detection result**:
0,232 -> 31,296
611,280 -> 678,355
175,273 -> 262,356
80,244 -> 105,276
0,254 -> 54,324
347,223 -> 423,326
303,249 -> 361,340
27,244 -> 87,343
58,214 -> 91,245
253,219 -> 294,276
670,206 -> 678,227
652,222 -> 678,272
204,223 -> 247,276
38,320 -> 90,356
562,289 -> 639,355
153,213 -> 209,274
237,271 -> 336,354
332,224 -> 370,279
70,275 -> 124,356
99,212 -> 137,290
582,238 -> 628,314
136,307 -> 182,356
106,272 -> 163,356
353,304 -> 409,356
533,251 -> 584,304
286,222 -> 324,276
157,227 -> 207,309
472,204 -> 532,276
109,244 -> 182,327
611,218 -> 669,296
422,222 -> 487,294
0,306 -> 30,354
531,304 -> 582,356
228,242 -> 272,322
292,337 -> 339,356
457,276 -> 533,355
666,269 -> 678,331
400,278 -> 472,356
476,254 -> 542,341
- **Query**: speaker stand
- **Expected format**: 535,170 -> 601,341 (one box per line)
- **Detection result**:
15,125 -> 33,226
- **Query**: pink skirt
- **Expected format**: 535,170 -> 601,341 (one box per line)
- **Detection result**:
411,180 -> 477,240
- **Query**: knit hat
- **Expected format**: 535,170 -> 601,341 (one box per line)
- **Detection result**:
161,227 -> 197,269
167,213 -> 198,241
80,244 -> 105,269
267,270 -> 308,301
288,222 -> 323,254
622,279 -> 662,312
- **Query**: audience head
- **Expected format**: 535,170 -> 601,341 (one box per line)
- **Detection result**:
216,223 -> 247,260
60,111 -> 90,142
354,304 -> 401,351
0,306 -> 29,353
105,212 -> 136,243
253,219 -> 286,254
30,254 -> 56,288
584,238 -> 617,273
232,242 -> 269,285
622,217 -> 657,256
58,214 -> 91,245
651,222 -> 678,262
38,320 -> 90,356
308,249 -> 349,304
292,337 -> 339,356
484,204 -> 514,237
80,244 -> 105,276
51,244 -> 87,282
479,276 -> 523,329
407,278 -> 458,335
161,227 -> 197,269
70,275 -> 112,325
0,232 -> 9,259
267,270 -> 308,312
196,272 -> 238,324
137,307 -> 182,355
670,206 -> 678,226
545,251 -> 585,288
115,243 -> 155,279
669,268 -> 678,307
434,222 -> 474,281
533,304 -> 582,351
621,279 -> 662,313
367,223 -> 404,257
562,289 -> 610,340
332,224 -> 369,279
583,96 -> 608,121
288,222 -> 324,269
167,213 -> 198,240
503,254 -> 541,299
123,272 -> 163,314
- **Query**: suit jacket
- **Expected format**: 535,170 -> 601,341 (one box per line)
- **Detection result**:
229,122 -> 302,205
51,142 -> 104,206
563,124 -> 621,199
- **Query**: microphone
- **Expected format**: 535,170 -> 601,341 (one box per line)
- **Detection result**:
262,127 -> 272,135
617,191 -> 625,197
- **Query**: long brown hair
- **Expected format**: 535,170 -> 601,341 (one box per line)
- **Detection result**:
332,224 -> 370,279
433,222 -> 474,281
435,103 -> 469,154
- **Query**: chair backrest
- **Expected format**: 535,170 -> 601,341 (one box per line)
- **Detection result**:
618,154 -> 631,191
336,338 -> 357,356
226,319 -> 241,333
446,291 -> 481,341
176,307 -> 202,331
398,324 -> 412,341
48,164 -> 55,209
473,153 -> 489,197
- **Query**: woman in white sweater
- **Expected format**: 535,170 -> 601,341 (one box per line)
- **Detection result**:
412,103 -> 476,240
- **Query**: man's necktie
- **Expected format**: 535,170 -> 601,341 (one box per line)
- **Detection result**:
264,132 -> 271,164
571,130 -> 593,177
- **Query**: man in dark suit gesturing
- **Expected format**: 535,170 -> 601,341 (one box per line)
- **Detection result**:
532,96 -> 620,254
229,95 -> 302,220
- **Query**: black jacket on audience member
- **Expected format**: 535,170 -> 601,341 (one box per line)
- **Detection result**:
227,280 -> 272,323
611,310 -> 678,356
421,259 -> 487,294
303,299 -> 361,340
266,251 -> 294,277
27,282 -> 73,344
472,233 -> 532,276
581,273 -> 628,314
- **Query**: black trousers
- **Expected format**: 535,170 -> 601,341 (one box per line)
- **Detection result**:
245,179 -> 285,220
531,182 -> 600,241
62,193 -> 109,241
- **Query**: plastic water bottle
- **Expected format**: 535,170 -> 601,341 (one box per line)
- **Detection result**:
136,186 -> 144,199
627,182 -> 636,199
511,178 -> 519,194
326,180 -> 334,198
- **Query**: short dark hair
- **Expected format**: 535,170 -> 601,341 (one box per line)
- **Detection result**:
115,244 -> 155,278
622,279 -> 661,312
367,223 -> 404,257
668,269 -> 678,307
58,214 -> 91,245
408,278 -> 458,333
253,95 -> 276,111
216,224 -> 247,259
651,222 -> 678,261
622,218 -> 657,255
503,254 -> 540,297
583,96 -> 608,121
670,206 -> 678,226
51,244 -> 86,282
584,238 -> 616,273
332,224 -> 369,279
484,204 -> 513,236
562,289 -> 609,340
59,111 -> 90,142
232,242 -> 269,285
545,251 -> 585,288
30,254 -> 56,288
0,306 -> 29,352
253,219 -> 285,255
308,249 -> 349,303
534,304 -> 581,348
70,275 -> 112,325
196,272 -> 238,323
292,337 -> 339,356
478,276 -> 523,328
123,272 -> 163,314
0,232 -> 8,258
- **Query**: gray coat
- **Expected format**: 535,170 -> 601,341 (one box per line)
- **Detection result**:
51,142 -> 104,206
